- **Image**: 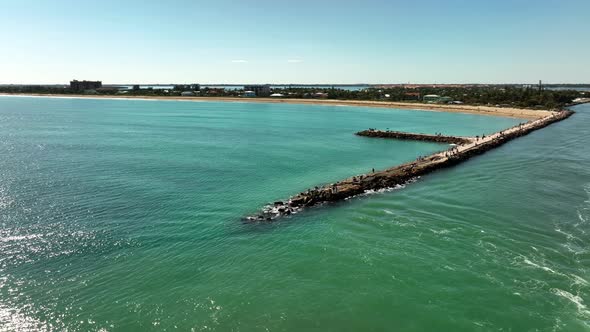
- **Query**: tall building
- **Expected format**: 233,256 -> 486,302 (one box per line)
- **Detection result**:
244,84 -> 271,97
173,84 -> 200,91
70,80 -> 102,91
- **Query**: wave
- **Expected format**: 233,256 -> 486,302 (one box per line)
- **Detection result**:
523,258 -> 560,275
345,177 -> 419,201
551,288 -> 590,317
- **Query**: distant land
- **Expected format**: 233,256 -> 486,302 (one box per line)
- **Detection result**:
2,83 -> 590,88
1,80 -> 589,112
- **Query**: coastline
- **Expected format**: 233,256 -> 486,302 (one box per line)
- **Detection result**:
248,109 -> 573,221
0,93 -> 550,119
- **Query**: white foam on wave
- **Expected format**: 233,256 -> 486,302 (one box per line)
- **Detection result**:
551,288 -> 590,316
391,220 -> 416,228
430,228 -> 451,235
555,227 -> 582,243
576,210 -> 588,228
345,183 -> 407,201
570,274 -> 590,287
363,184 -> 406,195
521,256 -> 590,295
358,177 -> 420,198
522,258 -> 560,275
561,242 -> 590,258
574,198 -> 590,236
579,183 -> 590,224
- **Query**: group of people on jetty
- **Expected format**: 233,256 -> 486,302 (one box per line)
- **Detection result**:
443,146 -> 460,158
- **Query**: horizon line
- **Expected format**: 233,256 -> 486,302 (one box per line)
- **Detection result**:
2,82 -> 590,86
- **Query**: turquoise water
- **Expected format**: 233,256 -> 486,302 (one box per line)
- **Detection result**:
0,96 -> 588,331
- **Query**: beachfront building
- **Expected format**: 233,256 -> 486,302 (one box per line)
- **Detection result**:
244,91 -> 256,97
423,94 -> 453,103
174,84 -> 200,91
204,88 -> 224,95
70,80 -> 102,91
404,92 -> 421,100
181,91 -> 196,96
244,84 -> 271,97
423,94 -> 440,103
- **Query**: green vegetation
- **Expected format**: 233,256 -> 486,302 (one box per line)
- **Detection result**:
0,84 -> 585,110
269,86 -> 583,109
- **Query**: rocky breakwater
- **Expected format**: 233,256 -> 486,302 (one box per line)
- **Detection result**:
246,110 -> 574,222
356,129 -> 473,145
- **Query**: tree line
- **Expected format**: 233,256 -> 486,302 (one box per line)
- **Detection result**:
0,85 -> 583,109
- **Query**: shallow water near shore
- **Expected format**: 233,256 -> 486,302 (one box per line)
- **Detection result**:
1,96 -> 589,331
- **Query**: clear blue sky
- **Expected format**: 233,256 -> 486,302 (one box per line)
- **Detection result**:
1,0 -> 588,84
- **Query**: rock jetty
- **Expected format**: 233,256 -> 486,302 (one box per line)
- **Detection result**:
356,129 -> 473,145
246,110 -> 574,222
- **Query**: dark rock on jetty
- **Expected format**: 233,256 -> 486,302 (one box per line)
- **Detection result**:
246,110 -> 574,222
356,129 -> 473,145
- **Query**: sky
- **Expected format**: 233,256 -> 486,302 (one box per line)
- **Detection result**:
0,0 -> 588,84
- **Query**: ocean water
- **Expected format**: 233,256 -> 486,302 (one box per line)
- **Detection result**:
0,96 -> 588,331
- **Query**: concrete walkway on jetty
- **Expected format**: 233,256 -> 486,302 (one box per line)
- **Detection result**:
246,110 -> 574,222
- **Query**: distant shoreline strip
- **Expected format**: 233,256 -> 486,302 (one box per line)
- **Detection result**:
0,93 -> 549,119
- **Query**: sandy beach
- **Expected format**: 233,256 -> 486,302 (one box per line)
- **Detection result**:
0,93 -> 551,119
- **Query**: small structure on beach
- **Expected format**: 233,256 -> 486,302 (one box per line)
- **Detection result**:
181,91 -> 196,96
423,94 -> 440,103
244,91 -> 256,97
313,92 -> 329,98
205,88 -> 224,95
423,94 -> 453,103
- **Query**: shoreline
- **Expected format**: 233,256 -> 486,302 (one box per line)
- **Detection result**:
0,93 -> 550,119
247,110 -> 573,221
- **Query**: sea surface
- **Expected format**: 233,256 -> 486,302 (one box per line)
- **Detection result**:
0,96 -> 588,331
